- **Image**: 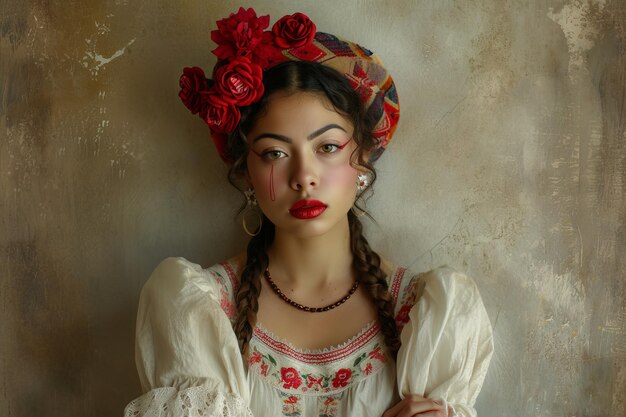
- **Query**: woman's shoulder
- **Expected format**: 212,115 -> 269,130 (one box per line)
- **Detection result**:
141,255 -> 245,320
385,262 -> 484,330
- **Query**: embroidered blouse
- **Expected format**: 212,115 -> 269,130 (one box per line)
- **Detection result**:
124,257 -> 493,417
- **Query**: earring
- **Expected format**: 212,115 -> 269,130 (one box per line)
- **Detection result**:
356,173 -> 370,193
242,188 -> 262,237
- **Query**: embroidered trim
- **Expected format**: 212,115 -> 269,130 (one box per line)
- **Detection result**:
248,337 -> 389,395
219,260 -> 240,293
389,267 -> 407,305
393,273 -> 425,331
253,321 -> 380,364
208,260 -> 241,320
317,392 -> 344,417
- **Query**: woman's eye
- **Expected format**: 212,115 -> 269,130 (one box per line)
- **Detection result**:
262,150 -> 287,160
319,143 -> 340,154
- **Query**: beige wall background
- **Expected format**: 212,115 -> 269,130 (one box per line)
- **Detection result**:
2,0 -> 625,416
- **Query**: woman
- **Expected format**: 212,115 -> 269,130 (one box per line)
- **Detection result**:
125,8 -> 493,417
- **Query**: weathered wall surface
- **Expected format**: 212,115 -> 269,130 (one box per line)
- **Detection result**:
1,0 -> 624,416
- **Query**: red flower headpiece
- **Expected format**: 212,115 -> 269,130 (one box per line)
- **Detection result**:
179,8 -> 400,163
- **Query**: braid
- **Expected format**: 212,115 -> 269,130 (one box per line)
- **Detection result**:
348,211 -> 401,360
233,218 -> 275,354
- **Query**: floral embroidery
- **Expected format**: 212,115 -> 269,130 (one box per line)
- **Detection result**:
395,304 -> 412,326
281,367 -> 303,389
207,264 -> 240,321
248,340 -> 388,394
363,363 -> 373,375
280,392 -> 302,417
392,272 -> 424,331
218,287 -> 236,319
368,345 -> 386,362
249,351 -> 262,365
307,375 -> 324,389
331,368 -> 352,388
317,392 -> 343,417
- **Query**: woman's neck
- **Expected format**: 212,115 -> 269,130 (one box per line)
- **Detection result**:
267,220 -> 353,289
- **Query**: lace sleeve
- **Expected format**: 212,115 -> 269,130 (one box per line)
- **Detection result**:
124,386 -> 253,417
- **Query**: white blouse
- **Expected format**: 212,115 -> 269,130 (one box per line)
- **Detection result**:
124,257 -> 493,417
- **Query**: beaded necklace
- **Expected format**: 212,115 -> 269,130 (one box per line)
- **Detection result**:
263,268 -> 359,313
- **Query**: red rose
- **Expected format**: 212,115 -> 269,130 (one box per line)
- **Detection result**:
213,57 -> 264,106
280,367 -> 303,389
200,90 -> 241,133
272,12 -> 316,49
211,7 -> 274,64
178,67 -> 209,114
331,368 -> 352,388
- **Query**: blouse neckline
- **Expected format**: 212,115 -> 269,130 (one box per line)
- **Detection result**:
252,320 -> 381,363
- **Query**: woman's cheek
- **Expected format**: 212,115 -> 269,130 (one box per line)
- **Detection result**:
323,163 -> 358,188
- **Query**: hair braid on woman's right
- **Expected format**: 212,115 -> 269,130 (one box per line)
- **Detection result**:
348,211 -> 401,360
233,220 -> 275,355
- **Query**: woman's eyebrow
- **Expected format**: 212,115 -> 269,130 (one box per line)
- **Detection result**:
307,124 -> 347,140
252,124 -> 347,143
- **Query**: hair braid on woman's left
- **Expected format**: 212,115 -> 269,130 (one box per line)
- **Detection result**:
348,211 -> 401,360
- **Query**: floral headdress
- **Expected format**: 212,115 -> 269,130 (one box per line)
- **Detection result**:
179,8 -> 400,163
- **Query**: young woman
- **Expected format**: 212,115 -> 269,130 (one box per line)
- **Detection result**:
125,8 -> 493,417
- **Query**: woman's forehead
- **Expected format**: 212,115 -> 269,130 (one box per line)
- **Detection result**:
249,91 -> 354,138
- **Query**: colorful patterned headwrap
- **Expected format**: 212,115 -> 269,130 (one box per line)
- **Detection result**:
178,8 -> 400,163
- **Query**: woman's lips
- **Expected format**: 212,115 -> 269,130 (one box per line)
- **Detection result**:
289,200 -> 327,219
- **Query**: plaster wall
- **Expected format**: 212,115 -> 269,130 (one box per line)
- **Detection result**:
1,0 -> 625,416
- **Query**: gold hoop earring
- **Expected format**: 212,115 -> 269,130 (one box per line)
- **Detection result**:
243,189 -> 262,236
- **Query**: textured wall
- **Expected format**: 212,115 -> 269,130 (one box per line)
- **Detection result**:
1,0 -> 624,416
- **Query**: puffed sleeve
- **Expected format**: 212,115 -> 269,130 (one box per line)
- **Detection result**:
124,257 -> 253,417
396,266 -> 494,417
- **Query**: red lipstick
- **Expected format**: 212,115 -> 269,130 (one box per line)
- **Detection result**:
289,199 -> 327,219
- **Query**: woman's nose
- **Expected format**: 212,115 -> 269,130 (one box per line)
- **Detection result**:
290,153 -> 319,192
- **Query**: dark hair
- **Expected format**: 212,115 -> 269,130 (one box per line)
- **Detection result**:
227,61 -> 400,358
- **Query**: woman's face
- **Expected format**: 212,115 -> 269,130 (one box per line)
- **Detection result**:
246,91 -> 360,238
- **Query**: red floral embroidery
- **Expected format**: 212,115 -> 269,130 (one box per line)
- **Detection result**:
248,332 -> 388,394
284,395 -> 298,404
363,363 -> 373,375
281,367 -> 303,389
282,394 -> 300,416
219,287 -> 237,318
368,346 -> 386,362
395,304 -> 412,326
331,368 -> 352,388
307,375 -> 323,389
249,351 -> 262,365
